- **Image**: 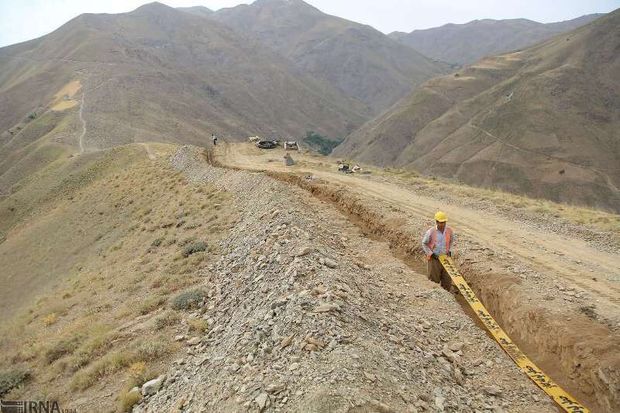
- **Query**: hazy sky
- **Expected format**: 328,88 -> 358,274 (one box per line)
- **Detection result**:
0,0 -> 618,47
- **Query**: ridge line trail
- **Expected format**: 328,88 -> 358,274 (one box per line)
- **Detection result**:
77,89 -> 86,153
75,76 -> 114,154
215,142 -> 620,315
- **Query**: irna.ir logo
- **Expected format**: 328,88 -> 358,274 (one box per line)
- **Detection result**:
0,400 -> 77,413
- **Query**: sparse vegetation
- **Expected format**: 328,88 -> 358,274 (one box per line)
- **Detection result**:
68,328 -> 116,371
42,312 -> 58,326
182,241 -> 207,257
118,388 -> 142,412
382,167 -> 620,235
71,338 -> 171,391
303,131 -> 343,155
44,335 -> 81,364
154,311 -> 180,330
187,318 -> 209,333
0,145 -> 235,409
0,368 -> 29,397
138,296 -> 167,315
171,288 -> 207,310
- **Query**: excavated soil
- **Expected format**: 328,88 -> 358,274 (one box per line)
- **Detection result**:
207,142 -> 620,413
265,170 -> 620,412
135,146 -> 560,413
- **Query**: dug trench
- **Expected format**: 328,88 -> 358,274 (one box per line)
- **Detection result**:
204,147 -> 618,412
269,171 -> 620,413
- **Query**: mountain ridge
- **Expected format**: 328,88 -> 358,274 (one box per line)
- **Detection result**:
0,1 -> 371,198
0,2 -> 369,140
335,10 -> 620,211
390,13 -> 604,65
211,0 -> 448,114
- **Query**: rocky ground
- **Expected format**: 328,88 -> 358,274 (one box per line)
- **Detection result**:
132,146 -> 555,413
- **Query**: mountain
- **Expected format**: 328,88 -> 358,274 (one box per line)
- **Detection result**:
390,14 -> 603,66
211,0 -> 447,114
177,5 -> 213,17
0,2 -> 368,143
335,10 -> 620,212
0,2 -> 370,195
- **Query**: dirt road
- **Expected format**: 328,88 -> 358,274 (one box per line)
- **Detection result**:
213,142 -> 620,412
216,142 -> 620,315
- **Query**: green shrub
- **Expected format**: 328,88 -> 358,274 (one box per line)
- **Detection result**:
0,368 -> 29,397
182,241 -> 207,257
303,131 -> 343,155
171,289 -> 206,310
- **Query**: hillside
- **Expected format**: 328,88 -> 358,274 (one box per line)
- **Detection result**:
177,5 -> 213,17
212,0 -> 447,114
0,3 -> 618,412
335,10 -> 620,212
390,14 -> 603,65
0,143 -> 240,410
1,134 -> 619,411
0,2 -> 368,184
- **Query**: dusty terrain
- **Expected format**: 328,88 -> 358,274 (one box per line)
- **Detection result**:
136,145 -> 557,413
195,141 -> 620,412
0,3 -> 617,412
1,140 -> 618,412
0,143 -> 237,411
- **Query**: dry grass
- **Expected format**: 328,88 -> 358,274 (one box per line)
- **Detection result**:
50,80 -> 81,111
0,143 -> 237,410
381,167 -> 620,235
42,313 -> 58,326
118,389 -> 142,412
187,318 -> 209,334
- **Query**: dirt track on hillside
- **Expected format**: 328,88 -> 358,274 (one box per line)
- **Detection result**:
213,142 -> 620,412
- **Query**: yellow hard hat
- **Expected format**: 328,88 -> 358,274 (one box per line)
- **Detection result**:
434,211 -> 447,222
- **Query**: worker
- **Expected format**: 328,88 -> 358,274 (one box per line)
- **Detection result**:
212,133 -> 218,146
421,211 -> 455,291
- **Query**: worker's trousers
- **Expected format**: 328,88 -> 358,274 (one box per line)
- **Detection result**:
427,257 -> 452,290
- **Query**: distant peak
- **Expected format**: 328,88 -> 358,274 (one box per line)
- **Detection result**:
251,0 -> 322,16
254,0 -> 314,8
177,5 -> 213,16
133,2 -> 175,14
255,0 -> 305,3
179,5 -> 212,12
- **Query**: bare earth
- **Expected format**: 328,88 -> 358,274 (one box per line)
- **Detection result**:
207,142 -> 620,412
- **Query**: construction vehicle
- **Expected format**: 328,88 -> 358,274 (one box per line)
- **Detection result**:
284,141 -> 299,150
256,140 -> 277,149
338,163 -> 353,174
